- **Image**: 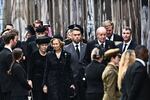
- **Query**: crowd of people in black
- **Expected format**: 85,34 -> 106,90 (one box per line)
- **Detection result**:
0,19 -> 150,100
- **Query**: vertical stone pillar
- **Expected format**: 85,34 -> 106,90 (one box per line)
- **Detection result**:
10,0 -> 29,40
86,0 -> 95,41
147,0 -> 150,49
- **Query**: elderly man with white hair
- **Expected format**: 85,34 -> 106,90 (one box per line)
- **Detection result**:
84,27 -> 116,65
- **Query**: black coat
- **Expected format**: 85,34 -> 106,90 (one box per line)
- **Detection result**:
11,62 -> 31,96
0,48 -> 12,92
27,41 -> 38,58
28,50 -> 46,91
123,60 -> 150,100
85,60 -> 105,100
43,50 -> 74,100
117,40 -> 137,53
85,60 -> 105,94
113,34 -> 123,42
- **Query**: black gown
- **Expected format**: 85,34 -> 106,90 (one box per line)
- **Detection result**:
43,50 -> 74,100
28,50 -> 47,100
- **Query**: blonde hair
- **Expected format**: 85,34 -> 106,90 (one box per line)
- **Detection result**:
118,50 -> 136,90
102,20 -> 114,28
50,38 -> 64,48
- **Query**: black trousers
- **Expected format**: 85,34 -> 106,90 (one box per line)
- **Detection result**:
0,87 -> 2,99
11,96 -> 28,100
86,93 -> 103,100
0,92 -> 11,100
33,90 -> 47,100
73,80 -> 86,100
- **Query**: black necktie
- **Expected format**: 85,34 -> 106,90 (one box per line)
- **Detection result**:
75,45 -> 80,58
122,44 -> 127,52
108,36 -> 111,40
101,43 -> 104,48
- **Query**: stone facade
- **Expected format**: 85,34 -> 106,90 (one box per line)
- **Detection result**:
2,0 -> 150,53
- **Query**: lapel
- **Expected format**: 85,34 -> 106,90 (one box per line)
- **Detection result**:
120,43 -> 124,51
79,43 -> 85,60
128,40 -> 134,49
70,43 -> 78,58
70,42 -> 86,61
118,42 -> 123,52
105,40 -> 110,51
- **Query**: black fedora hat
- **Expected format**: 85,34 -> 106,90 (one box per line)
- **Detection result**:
35,26 -> 46,33
36,36 -> 50,44
52,34 -> 63,41
68,24 -> 84,34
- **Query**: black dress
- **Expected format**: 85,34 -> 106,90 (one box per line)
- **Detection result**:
43,50 -> 74,100
28,50 -> 47,100
85,60 -> 105,100
11,62 -> 31,100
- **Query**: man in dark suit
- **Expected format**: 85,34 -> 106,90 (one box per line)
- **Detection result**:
64,24 -> 86,45
117,27 -> 137,54
84,27 -> 116,64
103,20 -> 123,45
0,30 -> 18,100
64,27 -> 87,100
123,45 -> 150,100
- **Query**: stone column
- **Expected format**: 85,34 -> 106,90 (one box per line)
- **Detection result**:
147,0 -> 150,50
10,0 -> 29,40
86,0 -> 95,41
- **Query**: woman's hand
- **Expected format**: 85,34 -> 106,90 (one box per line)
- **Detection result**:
28,80 -> 33,88
70,84 -> 75,90
43,85 -> 48,93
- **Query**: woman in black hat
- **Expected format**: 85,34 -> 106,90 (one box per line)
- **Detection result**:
43,36 -> 75,100
28,36 -> 50,100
